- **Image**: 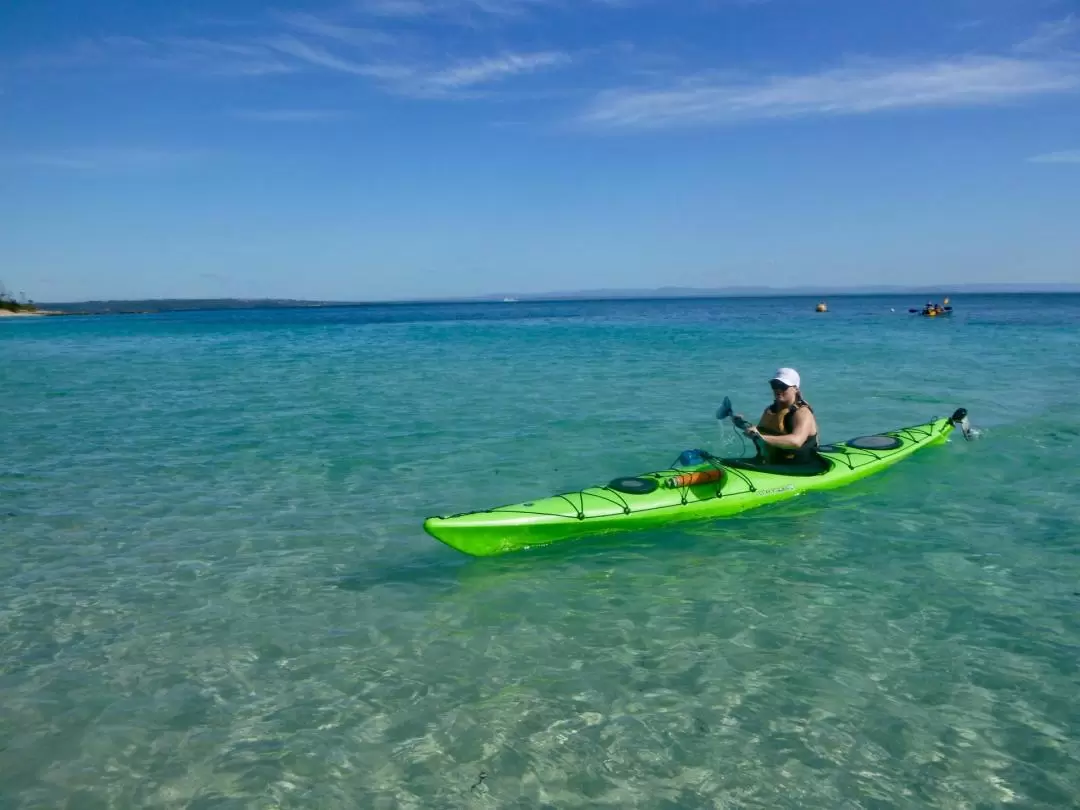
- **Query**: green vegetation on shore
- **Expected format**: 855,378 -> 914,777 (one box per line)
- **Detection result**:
0,284 -> 37,313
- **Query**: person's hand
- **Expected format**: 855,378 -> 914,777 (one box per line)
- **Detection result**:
744,425 -> 761,439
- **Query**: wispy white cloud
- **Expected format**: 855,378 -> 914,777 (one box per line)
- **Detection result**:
275,12 -> 398,46
16,13 -> 573,99
21,4 -> 1078,129
1028,149 -> 1080,163
261,33 -> 570,96
165,37 -> 299,76
48,35 -> 298,76
421,51 -> 571,89
263,35 -> 396,77
1014,14 -> 1078,55
580,53 -> 1080,129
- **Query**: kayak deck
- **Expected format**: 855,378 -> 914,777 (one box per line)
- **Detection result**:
423,412 -> 964,557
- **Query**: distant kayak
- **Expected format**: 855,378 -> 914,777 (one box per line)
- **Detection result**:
911,308 -> 952,317
424,409 -> 971,557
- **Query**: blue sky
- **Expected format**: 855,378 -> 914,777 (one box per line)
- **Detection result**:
1,0 -> 1078,302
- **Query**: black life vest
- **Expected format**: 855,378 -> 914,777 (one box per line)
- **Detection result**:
758,399 -> 819,464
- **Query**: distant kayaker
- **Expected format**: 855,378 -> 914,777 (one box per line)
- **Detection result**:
741,368 -> 820,464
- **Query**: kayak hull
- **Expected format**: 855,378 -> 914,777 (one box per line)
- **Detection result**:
424,414 -> 959,557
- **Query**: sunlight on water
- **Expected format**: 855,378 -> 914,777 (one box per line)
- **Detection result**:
2,295 -> 1079,808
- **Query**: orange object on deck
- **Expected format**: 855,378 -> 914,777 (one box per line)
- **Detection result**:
664,468 -> 724,488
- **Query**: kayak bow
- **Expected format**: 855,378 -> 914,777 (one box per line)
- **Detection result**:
423,409 -> 969,557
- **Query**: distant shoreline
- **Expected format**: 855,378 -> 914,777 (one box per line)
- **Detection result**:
31,287 -> 1080,316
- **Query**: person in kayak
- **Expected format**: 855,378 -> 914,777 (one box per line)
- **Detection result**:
741,368 -> 820,464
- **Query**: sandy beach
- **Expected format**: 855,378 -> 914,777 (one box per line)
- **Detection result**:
0,309 -> 65,317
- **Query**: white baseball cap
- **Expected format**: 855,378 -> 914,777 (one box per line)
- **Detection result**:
770,367 -> 800,388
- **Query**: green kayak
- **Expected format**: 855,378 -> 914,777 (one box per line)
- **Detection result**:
424,408 -> 970,557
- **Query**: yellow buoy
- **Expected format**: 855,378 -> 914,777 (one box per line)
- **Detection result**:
815,302 -> 827,313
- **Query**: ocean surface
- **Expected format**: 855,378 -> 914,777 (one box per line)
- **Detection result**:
3,294 -> 1079,809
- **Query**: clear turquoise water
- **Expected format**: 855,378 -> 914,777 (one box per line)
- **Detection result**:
3,295 -> 1079,809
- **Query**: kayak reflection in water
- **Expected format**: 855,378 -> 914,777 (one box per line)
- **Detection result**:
739,367 -> 820,464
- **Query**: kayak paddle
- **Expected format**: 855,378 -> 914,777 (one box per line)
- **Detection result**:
716,397 -> 752,430
717,396 -> 765,453
950,407 -> 974,440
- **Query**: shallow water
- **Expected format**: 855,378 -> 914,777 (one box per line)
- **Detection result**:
3,295 -> 1079,808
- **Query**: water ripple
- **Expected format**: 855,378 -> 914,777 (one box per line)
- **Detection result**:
2,296 -> 1079,808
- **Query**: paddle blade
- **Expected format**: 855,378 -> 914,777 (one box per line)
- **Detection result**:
950,407 -> 973,440
716,396 -> 733,421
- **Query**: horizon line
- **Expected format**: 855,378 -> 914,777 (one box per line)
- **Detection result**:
37,283 -> 1080,309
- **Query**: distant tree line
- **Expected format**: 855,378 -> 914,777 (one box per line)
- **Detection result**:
0,281 -> 37,312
